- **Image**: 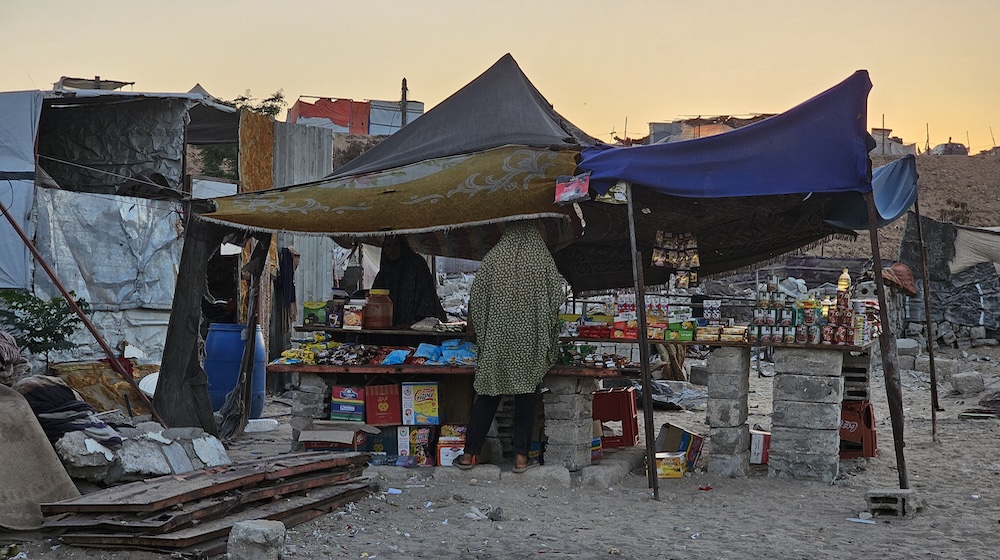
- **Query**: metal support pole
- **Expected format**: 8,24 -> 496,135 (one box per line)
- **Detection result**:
625,182 -> 659,500
865,191 -> 908,489
0,196 -> 164,425
912,197 -> 940,442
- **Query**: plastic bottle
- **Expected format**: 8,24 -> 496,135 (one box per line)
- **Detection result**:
838,268 -> 852,292
363,289 -> 393,329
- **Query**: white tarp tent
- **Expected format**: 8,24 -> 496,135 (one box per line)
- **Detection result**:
0,91 -> 43,289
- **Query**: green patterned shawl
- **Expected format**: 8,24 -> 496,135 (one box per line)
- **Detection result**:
469,222 -> 566,396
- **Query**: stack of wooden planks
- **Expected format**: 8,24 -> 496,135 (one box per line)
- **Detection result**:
41,451 -> 374,558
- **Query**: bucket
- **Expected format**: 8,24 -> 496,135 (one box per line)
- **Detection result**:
205,323 -> 266,419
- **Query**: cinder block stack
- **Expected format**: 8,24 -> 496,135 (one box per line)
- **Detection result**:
705,347 -> 750,477
542,376 -> 598,471
769,348 -> 843,482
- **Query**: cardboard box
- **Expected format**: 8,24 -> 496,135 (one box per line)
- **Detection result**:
437,442 -> 467,467
291,418 -> 379,451
330,385 -> 365,421
303,301 -> 326,325
666,329 -> 694,342
750,429 -> 771,464
396,425 -> 437,466
591,419 -> 603,463
654,423 -> 705,472
438,424 -> 468,442
365,426 -> 401,456
650,451 -> 686,478
365,384 -> 402,426
401,382 -> 440,425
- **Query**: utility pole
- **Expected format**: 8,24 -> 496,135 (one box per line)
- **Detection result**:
401,78 -> 408,128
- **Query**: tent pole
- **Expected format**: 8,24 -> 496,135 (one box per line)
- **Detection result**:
912,197 -> 940,442
865,191 -> 909,489
625,182 -> 660,500
0,196 -> 164,425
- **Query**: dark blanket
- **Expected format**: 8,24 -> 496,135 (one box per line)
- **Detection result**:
14,375 -> 122,449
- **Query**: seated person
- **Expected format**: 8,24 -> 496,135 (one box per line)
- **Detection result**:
372,236 -> 447,327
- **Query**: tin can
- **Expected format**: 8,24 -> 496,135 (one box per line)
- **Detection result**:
809,325 -> 822,344
837,291 -> 851,309
835,325 -> 848,345
821,325 -> 834,345
779,308 -> 793,327
827,308 -> 838,326
753,308 -> 764,326
765,309 -> 777,326
803,308 -> 816,326
847,326 -> 857,346
795,324 -> 808,343
842,309 -> 855,326
748,326 -> 759,344
783,326 -> 796,344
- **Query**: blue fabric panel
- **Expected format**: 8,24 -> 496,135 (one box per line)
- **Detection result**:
578,71 -> 874,197
825,154 -> 918,230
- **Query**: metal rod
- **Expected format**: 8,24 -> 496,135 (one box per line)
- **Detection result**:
625,182 -> 659,500
0,196 -> 164,425
864,191 -> 909,489
912,197 -> 940,442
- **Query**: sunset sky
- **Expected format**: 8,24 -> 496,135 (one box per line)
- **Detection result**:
4,0 -> 999,152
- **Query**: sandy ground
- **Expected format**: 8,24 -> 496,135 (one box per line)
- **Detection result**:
11,344 -> 1000,560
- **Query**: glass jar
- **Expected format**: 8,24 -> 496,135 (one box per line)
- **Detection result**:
364,289 -> 393,329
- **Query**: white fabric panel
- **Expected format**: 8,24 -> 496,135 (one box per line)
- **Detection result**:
951,226 -> 1000,276
32,189 -> 184,310
362,244 -> 382,290
0,91 -> 43,289
368,100 -> 423,136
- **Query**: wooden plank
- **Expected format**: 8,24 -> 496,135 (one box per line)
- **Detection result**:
42,452 -> 369,514
60,480 -> 375,550
43,469 -> 365,534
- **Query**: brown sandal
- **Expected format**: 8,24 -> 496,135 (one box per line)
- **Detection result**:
454,453 -> 476,470
512,454 -> 537,473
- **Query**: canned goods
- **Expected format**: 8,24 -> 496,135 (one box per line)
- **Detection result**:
842,309 -> 854,326
748,326 -> 759,344
837,291 -> 851,309
803,308 -> 816,326
765,309 -> 777,326
835,325 -> 848,345
828,308 -> 839,326
783,326 -> 796,344
821,325 -> 834,345
795,324 -> 808,343
809,325 -> 822,344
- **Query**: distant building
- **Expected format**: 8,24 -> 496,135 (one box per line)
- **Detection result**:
871,128 -> 917,156
647,115 -> 773,144
287,97 -> 424,135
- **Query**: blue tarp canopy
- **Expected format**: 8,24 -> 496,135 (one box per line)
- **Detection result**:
825,154 -> 919,230
578,70 -> 874,198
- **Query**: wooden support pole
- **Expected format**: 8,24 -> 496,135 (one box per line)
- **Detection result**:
912,197 -> 940,442
625,182 -> 660,500
865,191 -> 909,489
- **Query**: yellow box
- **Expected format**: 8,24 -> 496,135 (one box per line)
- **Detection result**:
649,451 -> 687,478
401,382 -> 439,425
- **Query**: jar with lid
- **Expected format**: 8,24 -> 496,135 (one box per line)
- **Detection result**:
364,289 -> 393,329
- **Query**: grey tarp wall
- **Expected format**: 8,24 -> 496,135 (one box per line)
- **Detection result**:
0,91 -> 43,289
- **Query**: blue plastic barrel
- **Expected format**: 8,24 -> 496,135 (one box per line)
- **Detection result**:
204,323 -> 266,419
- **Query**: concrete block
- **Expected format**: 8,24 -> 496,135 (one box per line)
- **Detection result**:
767,452 -> 838,482
773,348 -> 843,376
970,326 -> 987,340
841,351 -> 874,370
706,450 -> 750,477
866,488 -> 918,517
707,371 -> 750,400
773,374 -> 843,403
905,322 -> 924,336
297,372 -> 330,391
768,427 -> 840,456
689,364 -> 709,386
708,425 -> 750,455
951,371 -> 985,395
544,376 -> 599,396
914,356 -> 959,379
898,355 -> 916,370
895,338 -> 919,356
162,427 -> 206,441
772,400 -> 841,430
291,390 -> 326,406
136,421 -> 165,433
228,520 -> 286,560
544,418 -> 594,446
957,337 -> 972,350
942,331 -> 957,346
53,431 -> 116,482
118,438 -> 172,478
161,441 -> 195,474
971,338 -> 999,347
291,403 -> 327,419
706,347 -> 750,376
545,442 -> 592,471
706,395 -> 749,428
542,393 -> 592,420
192,436 -> 231,467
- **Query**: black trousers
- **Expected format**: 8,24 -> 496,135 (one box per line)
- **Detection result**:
463,391 -> 538,458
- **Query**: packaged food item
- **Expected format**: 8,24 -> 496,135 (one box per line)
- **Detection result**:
363,289 -> 393,329
343,299 -> 365,330
809,325 -> 822,345
783,326 -> 796,344
795,324 -> 808,343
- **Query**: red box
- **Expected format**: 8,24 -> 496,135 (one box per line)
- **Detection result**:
840,400 -> 877,458
365,384 -> 402,426
593,387 -> 639,448
750,429 -> 770,464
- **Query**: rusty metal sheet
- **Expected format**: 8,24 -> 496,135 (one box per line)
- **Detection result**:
42,451 -> 369,514
60,480 -> 374,550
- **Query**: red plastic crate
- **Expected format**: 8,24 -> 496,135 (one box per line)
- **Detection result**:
593,386 -> 639,448
840,400 -> 877,458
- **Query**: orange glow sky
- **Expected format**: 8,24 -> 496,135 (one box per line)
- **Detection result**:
4,0 -> 999,152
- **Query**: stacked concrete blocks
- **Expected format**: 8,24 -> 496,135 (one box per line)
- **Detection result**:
543,376 -> 599,471
769,348 -> 843,483
841,351 -> 873,402
705,347 -> 751,477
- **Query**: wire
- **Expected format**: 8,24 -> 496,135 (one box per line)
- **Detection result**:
37,154 -> 173,189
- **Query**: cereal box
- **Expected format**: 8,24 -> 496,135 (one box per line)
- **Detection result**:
401,382 -> 439,425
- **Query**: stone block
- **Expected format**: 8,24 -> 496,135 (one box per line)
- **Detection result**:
707,371 -> 750,400
136,421 -> 165,433
192,436 -> 231,467
772,400 -> 841,430
297,372 -> 330,392
291,390 -> 326,406
545,442 -> 592,471
706,394 -> 749,428
937,321 -> 953,336
119,438 -> 172,478
161,441 -> 195,474
708,425 -> 750,455
706,450 -> 750,477
972,338 -> 999,347
841,351 -> 874,370
544,418 -> 594,446
942,331 -> 957,346
706,347 -> 750,376
228,520 -> 286,560
162,427 -> 206,441
54,431 -> 116,482
957,337 -> 972,350
895,338 -> 919,356
905,322 -> 924,336
768,452 -> 839,483
773,348 -> 843,376
542,393 -> 592,420
951,371 -> 985,395
914,357 -> 959,379
688,364 -> 709,386
970,326 -> 987,340
897,355 -> 916,370
866,488 -> 918,517
773,374 -> 843,403
544,376 -> 599,396
768,427 -> 840,456
291,403 -> 327,419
